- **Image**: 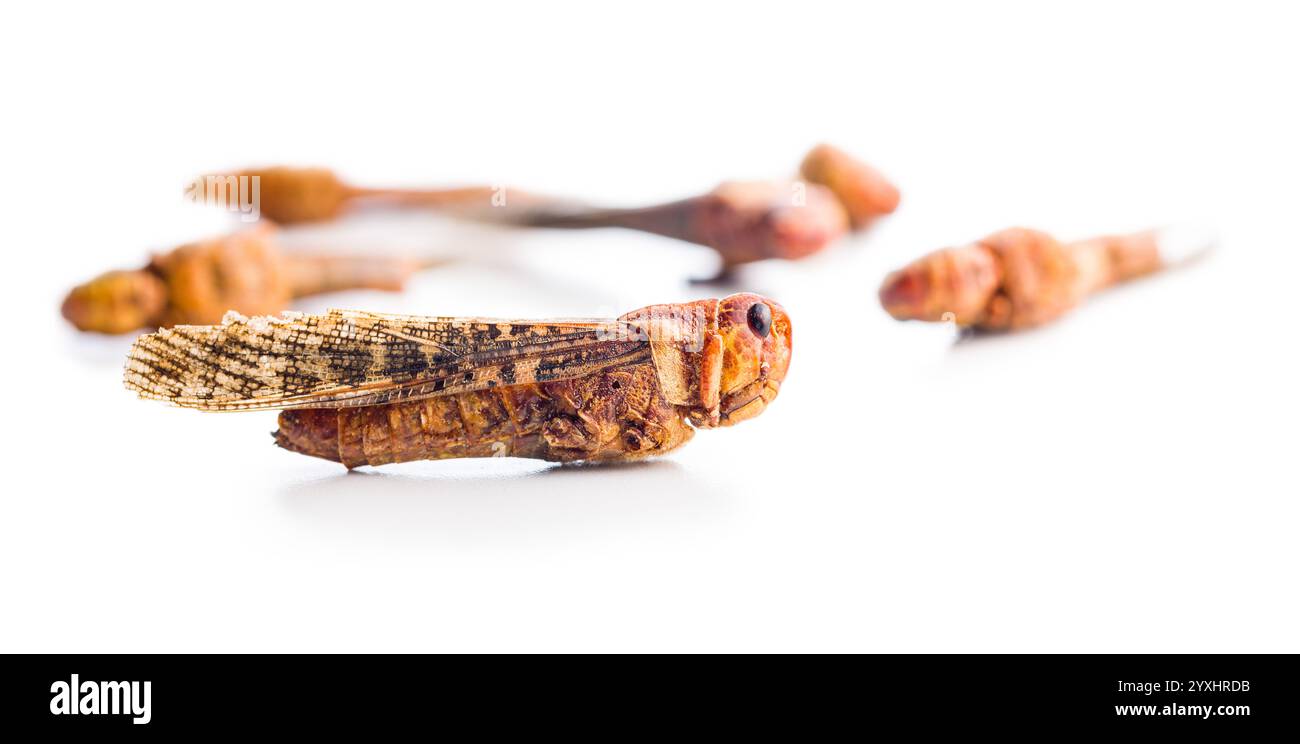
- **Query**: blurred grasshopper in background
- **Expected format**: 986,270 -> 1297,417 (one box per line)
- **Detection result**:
203,144 -> 898,280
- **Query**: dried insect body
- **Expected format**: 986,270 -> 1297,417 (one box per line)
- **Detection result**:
125,294 -> 792,468
524,179 -> 850,271
209,145 -> 897,274
214,166 -> 555,225
799,143 -> 901,229
879,227 -> 1211,331
62,225 -> 430,334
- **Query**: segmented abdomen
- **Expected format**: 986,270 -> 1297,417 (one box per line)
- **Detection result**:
274,363 -> 694,468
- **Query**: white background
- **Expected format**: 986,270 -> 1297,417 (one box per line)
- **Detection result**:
2,1 -> 1296,652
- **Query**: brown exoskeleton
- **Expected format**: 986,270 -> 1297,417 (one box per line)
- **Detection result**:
204,145 -> 898,280
879,226 -> 1212,331
62,224 -> 431,334
124,294 -> 792,468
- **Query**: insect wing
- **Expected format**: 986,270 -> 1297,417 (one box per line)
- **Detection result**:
125,309 -> 648,410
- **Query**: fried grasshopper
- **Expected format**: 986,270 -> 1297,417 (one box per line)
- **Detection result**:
124,294 -> 792,468
204,145 -> 898,278
879,226 -> 1211,331
210,167 -> 848,278
62,224 -> 430,334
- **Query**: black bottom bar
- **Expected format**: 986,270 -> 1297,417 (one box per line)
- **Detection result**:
1,654 -> 1289,733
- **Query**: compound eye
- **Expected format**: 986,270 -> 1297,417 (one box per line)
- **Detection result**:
746,302 -> 772,338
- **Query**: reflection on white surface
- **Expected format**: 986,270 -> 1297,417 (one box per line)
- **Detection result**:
277,459 -> 733,543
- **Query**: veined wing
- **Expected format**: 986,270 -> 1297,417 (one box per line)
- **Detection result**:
124,309 -> 648,411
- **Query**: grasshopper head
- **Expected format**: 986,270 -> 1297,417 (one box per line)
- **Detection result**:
624,293 -> 792,428
709,293 -> 792,427
702,181 -> 848,264
61,269 -> 167,334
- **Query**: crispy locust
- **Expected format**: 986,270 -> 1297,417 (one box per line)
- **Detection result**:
125,294 -> 792,468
